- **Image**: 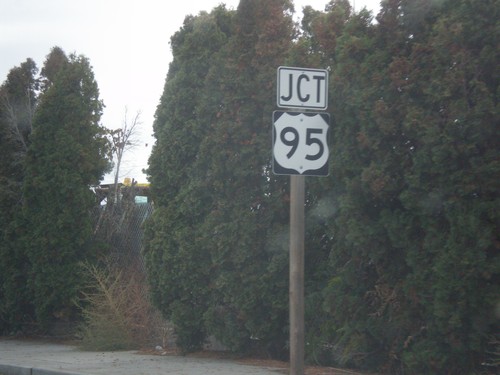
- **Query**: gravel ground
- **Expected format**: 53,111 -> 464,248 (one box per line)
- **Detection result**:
0,339 -> 281,375
0,338 -> 375,375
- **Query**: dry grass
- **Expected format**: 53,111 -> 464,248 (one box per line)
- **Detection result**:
77,260 -> 168,351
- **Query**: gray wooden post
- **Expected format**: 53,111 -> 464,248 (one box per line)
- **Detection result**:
289,174 -> 305,375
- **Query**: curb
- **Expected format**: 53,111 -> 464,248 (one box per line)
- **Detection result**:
33,369 -> 87,375
0,364 -> 89,375
0,364 -> 31,375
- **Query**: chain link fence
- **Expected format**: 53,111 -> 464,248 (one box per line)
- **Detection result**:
91,183 -> 153,272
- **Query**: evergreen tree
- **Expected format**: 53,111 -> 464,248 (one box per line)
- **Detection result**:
395,0 -> 500,371
145,0 -> 499,372
198,0 -> 294,355
145,0 -> 295,354
308,0 -> 499,372
22,48 -> 111,326
145,6 -> 235,351
0,59 -> 39,331
325,0 -> 418,370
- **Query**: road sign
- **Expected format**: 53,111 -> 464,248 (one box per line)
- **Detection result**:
277,66 -> 328,110
273,111 -> 330,176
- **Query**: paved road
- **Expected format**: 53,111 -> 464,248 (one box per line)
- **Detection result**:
0,339 -> 284,375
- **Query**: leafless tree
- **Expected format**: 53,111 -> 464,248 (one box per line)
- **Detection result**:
94,108 -> 142,237
110,108 -> 142,203
0,87 -> 36,153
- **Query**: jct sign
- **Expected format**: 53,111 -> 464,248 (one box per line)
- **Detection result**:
277,66 -> 328,110
274,66 -> 330,375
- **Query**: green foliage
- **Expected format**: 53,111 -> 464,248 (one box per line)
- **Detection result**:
145,0 -> 499,373
0,59 -> 39,331
18,48 -> 111,328
144,7 -> 233,352
304,0 -> 500,373
145,0 -> 294,355
0,48 -> 112,333
392,1 -> 500,371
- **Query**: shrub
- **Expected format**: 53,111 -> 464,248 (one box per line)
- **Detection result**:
77,260 -> 168,351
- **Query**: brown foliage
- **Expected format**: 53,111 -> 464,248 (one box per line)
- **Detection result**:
78,260 -> 169,351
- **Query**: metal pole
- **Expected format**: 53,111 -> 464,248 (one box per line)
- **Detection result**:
289,174 -> 305,375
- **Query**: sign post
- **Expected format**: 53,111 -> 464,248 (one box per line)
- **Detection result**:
289,174 -> 305,375
274,66 -> 329,375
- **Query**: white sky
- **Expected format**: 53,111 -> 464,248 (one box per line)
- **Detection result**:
0,0 -> 380,184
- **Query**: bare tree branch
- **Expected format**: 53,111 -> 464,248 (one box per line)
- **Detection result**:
111,108 -> 142,202
0,91 -> 30,152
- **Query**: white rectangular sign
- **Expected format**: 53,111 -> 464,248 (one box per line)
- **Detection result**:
277,66 -> 328,110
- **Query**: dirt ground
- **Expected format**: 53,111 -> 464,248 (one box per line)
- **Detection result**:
140,347 -> 376,375
236,357 -> 373,375
5,335 -> 373,375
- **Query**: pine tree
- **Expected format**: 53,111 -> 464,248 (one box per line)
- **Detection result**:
195,0 -> 295,355
144,0 -> 499,371
395,0 -> 500,371
308,0 -> 499,372
145,0 -> 296,354
144,6 -> 235,351
0,59 -> 39,331
22,48 -> 111,326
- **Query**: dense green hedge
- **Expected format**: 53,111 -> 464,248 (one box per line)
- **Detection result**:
0,47 -> 111,331
145,1 -> 499,373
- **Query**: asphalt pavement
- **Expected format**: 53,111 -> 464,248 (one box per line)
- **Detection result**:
0,339 -> 284,375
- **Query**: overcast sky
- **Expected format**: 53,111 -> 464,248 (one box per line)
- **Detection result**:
0,0 -> 380,184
